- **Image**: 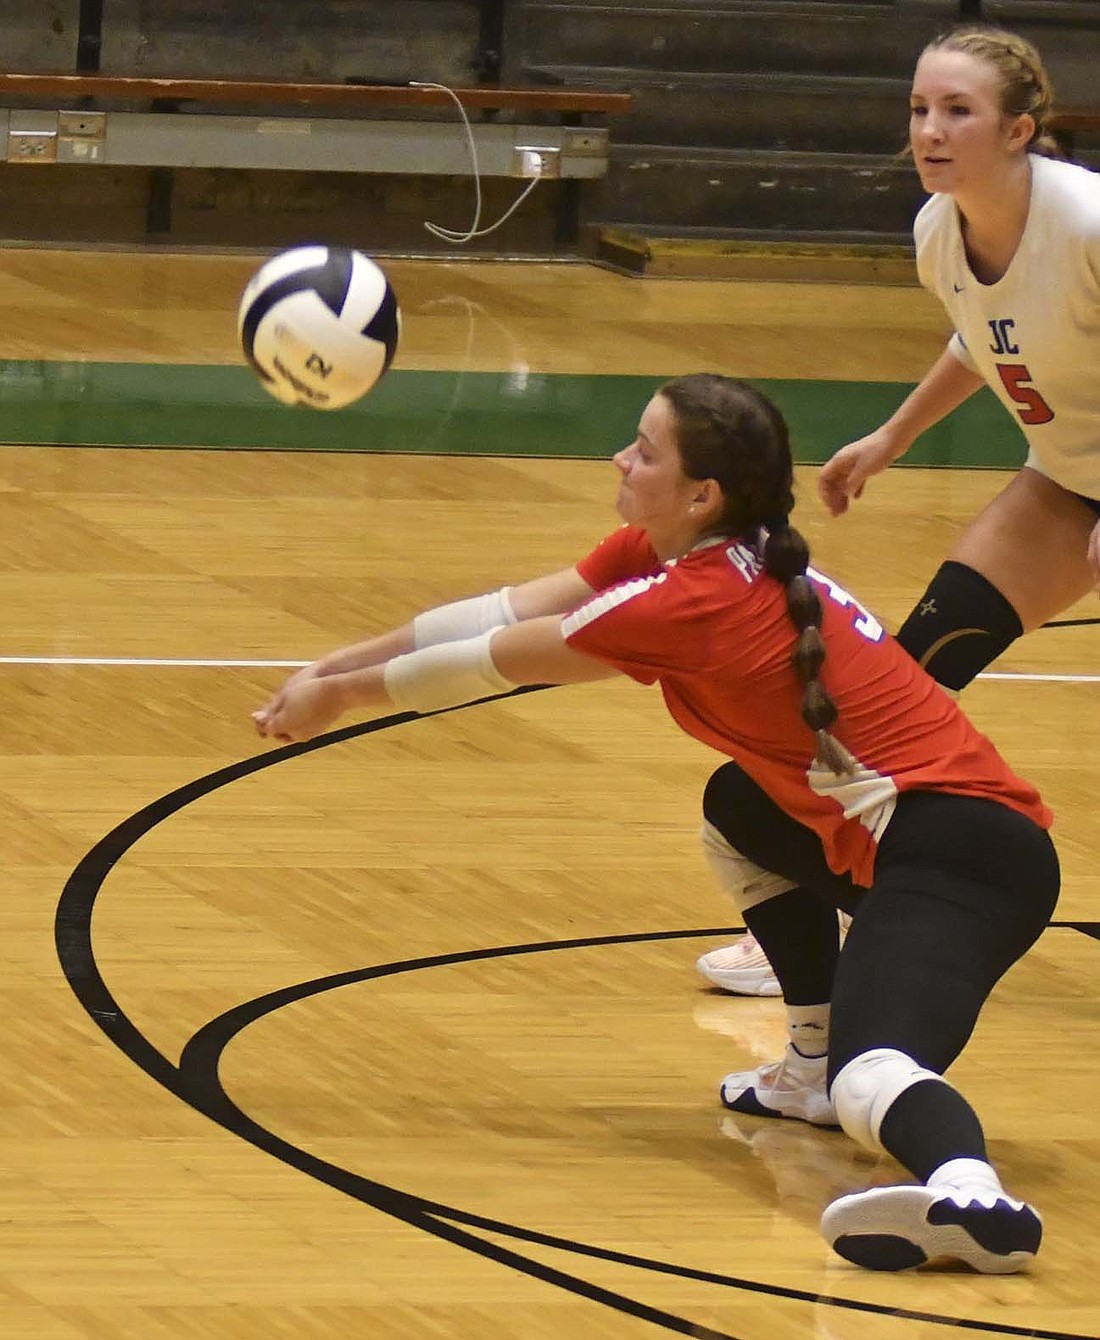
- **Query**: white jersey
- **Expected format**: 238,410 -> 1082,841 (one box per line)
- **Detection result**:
914,153 -> 1100,498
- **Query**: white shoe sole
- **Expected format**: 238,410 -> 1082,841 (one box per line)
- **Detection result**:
821,1185 -> 1042,1273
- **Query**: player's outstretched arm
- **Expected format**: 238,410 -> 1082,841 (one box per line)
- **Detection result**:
264,565 -> 597,711
252,612 -> 615,744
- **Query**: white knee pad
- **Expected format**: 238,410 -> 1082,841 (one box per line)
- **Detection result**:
700,819 -> 796,913
831,1047 -> 946,1153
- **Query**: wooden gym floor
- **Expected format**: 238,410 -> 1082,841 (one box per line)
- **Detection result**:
0,250 -> 1096,1340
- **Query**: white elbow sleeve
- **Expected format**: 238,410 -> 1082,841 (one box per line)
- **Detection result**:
413,587 -> 517,650
384,628 -> 517,714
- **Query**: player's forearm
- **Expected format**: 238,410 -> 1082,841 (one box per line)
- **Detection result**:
311,625 -> 415,676
880,346 -> 985,456
308,616 -> 518,712
322,663 -> 393,713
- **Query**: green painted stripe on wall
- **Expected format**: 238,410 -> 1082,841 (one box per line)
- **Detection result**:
0,361 -> 1026,469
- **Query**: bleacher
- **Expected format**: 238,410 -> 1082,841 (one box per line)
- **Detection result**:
0,1 -> 630,253
0,0 -> 1096,270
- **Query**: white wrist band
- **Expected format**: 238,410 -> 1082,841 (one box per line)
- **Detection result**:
383,628 -> 516,714
413,586 -> 517,650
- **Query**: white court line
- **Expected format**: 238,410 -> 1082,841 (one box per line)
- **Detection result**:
0,656 -> 1095,683
979,672 -> 1100,683
0,657 -> 309,668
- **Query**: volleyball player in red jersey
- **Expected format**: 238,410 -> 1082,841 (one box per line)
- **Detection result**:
254,374 -> 1060,1274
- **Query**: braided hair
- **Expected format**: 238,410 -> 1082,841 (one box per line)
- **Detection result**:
659,374 -> 852,775
925,24 -> 1064,160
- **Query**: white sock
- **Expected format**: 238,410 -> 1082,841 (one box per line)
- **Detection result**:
927,1157 -> 1011,1204
786,1003 -> 830,1059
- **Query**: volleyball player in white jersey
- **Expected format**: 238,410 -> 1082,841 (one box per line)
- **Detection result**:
698,23 -> 1100,998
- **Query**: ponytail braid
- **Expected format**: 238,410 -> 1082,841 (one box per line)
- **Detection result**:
762,522 -> 854,775
657,374 -> 855,773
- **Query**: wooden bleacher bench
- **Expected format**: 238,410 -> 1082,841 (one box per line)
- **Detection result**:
0,72 -> 632,243
0,73 -> 631,117
1050,107 -> 1100,158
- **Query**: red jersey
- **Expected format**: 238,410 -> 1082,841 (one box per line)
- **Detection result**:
566,526 -> 1051,886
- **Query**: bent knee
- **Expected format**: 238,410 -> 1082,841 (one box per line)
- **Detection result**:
700,819 -> 796,913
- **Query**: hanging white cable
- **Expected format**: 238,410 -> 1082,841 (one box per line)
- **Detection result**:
410,80 -> 543,242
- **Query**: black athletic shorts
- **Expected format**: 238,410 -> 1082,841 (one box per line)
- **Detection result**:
702,765 -> 1061,1076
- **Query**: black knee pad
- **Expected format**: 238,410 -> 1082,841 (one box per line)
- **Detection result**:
895,561 -> 1023,692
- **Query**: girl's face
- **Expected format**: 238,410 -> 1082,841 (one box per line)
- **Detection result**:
612,394 -> 707,544
909,49 -> 1032,196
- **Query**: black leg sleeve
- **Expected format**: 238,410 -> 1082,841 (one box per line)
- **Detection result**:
742,890 -> 841,1006
878,1079 -> 988,1179
703,761 -> 861,1004
895,561 -> 1024,692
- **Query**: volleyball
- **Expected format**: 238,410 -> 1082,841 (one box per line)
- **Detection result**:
238,246 -> 400,410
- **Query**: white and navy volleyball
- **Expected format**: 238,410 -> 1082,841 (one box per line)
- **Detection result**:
238,245 -> 400,410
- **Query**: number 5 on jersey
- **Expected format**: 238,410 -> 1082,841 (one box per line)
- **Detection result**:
996,363 -> 1055,426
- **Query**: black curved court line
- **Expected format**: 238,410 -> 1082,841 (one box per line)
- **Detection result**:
54,693 -> 1099,1340
1040,618 -> 1100,629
